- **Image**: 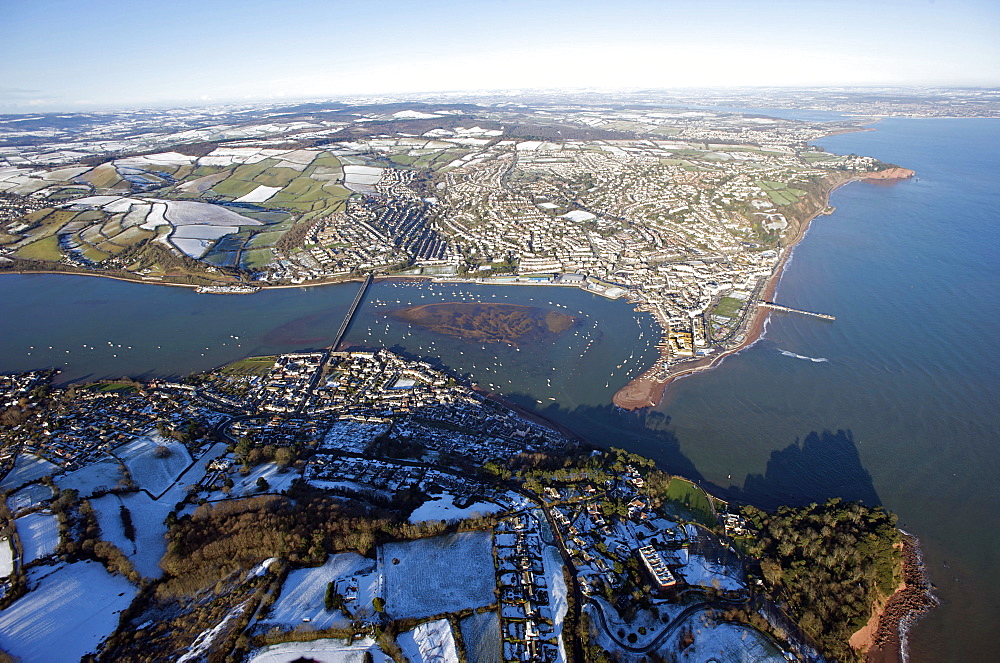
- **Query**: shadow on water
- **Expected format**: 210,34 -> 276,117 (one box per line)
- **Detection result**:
716,429 -> 882,511
505,395 -> 707,483
352,344 -> 882,513
498,395 -> 882,512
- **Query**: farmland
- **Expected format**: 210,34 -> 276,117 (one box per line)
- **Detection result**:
114,433 -> 192,496
381,532 -> 495,619
247,637 -> 391,663
0,561 -> 137,662
398,619 -> 459,663
14,512 -> 58,563
260,552 -> 378,630
91,491 -> 172,578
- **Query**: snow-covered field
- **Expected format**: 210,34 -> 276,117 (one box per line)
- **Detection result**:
6,483 -> 52,515
460,611 -> 501,663
248,637 -> 390,663
115,434 -> 192,496
0,537 -> 14,578
673,615 -> 785,662
382,532 -> 494,619
543,545 -> 568,663
235,185 -> 282,203
398,619 -> 458,663
408,493 -> 504,524
0,454 -> 57,491
676,549 -> 745,591
90,492 -> 170,578
171,237 -> 215,259
259,552 -> 378,630
159,199 -> 263,227
213,462 -> 302,500
0,560 -> 137,662
172,224 -> 240,240
15,512 -> 59,563
54,458 -> 123,497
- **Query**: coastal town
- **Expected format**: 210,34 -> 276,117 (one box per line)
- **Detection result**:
0,96 -> 943,662
0,100 -> 914,410
0,348 -> 919,662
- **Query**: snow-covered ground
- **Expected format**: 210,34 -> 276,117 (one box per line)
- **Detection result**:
114,434 -> 192,496
234,184 -> 282,203
407,493 -> 504,524
177,598 -> 250,663
15,512 -> 59,563
259,553 -> 378,630
248,637 -> 391,663
673,614 -> 785,662
90,492 -> 171,578
6,483 -> 52,515
209,462 -> 302,500
54,458 -> 123,497
543,545 -> 568,663
0,560 -> 137,661
676,548 -> 745,591
587,597 -> 685,650
460,611 -> 501,663
0,454 -> 57,491
0,537 -> 14,578
398,619 -> 459,663
320,421 -> 389,452
381,532 -> 494,619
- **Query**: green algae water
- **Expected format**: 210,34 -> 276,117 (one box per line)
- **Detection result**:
1,118 -> 996,660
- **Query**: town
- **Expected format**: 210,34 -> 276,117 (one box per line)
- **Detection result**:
1,101 -> 906,403
0,348 -> 893,662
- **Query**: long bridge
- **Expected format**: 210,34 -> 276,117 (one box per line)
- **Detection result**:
758,301 -> 836,321
331,272 -> 373,350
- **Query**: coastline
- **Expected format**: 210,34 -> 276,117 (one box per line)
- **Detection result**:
0,267 -> 368,291
855,532 -> 938,663
612,165 -> 915,411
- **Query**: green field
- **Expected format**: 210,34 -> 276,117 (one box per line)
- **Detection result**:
241,247 -> 276,269
80,245 -> 110,263
16,235 -> 63,261
245,231 -> 285,248
209,176 -> 259,198
92,382 -> 138,393
665,477 -> 715,525
713,296 -> 744,319
254,166 -> 301,188
389,154 -> 417,166
220,356 -> 276,377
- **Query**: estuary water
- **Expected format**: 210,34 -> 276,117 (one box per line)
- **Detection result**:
0,118 -> 997,660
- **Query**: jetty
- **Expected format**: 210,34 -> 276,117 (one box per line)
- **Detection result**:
758,301 -> 835,321
331,272 -> 373,349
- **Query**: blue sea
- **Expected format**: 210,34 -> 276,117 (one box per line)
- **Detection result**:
0,118 -> 996,660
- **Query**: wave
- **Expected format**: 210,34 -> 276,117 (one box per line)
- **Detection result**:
779,349 -> 829,363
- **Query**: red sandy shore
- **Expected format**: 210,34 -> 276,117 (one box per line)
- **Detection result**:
858,533 -> 937,663
613,167 -> 915,411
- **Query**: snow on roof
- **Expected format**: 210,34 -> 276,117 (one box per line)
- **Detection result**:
561,210 -> 597,223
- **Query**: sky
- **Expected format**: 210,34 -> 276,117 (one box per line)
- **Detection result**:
1,0 -> 998,112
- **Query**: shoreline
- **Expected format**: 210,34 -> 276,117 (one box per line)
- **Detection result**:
0,267 -> 370,291
859,531 -> 938,663
612,165 -> 914,411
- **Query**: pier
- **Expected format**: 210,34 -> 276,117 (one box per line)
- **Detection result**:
331,272 -> 373,349
758,301 -> 836,321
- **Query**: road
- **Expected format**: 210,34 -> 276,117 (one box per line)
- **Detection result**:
588,597 -> 747,654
